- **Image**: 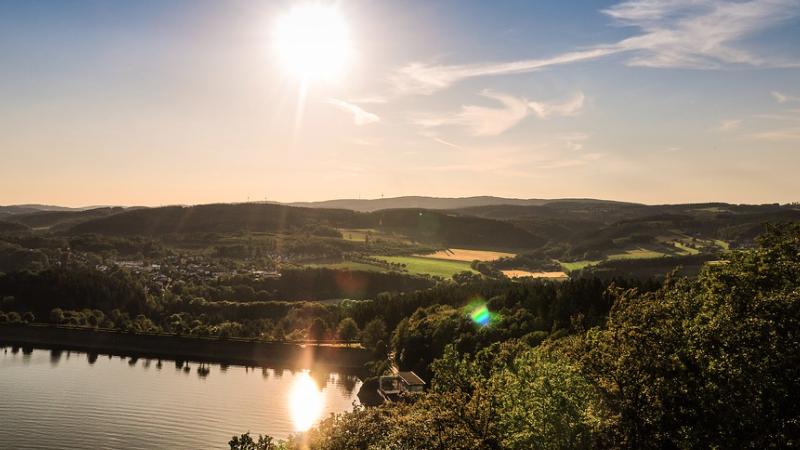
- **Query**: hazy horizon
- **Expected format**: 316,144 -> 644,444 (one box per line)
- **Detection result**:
2,0 -> 799,207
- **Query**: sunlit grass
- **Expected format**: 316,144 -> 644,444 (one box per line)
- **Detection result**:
307,261 -> 389,272
380,256 -> 476,278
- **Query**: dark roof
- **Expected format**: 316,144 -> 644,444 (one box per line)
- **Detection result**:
398,371 -> 425,386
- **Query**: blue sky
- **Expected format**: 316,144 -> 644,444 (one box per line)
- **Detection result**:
1,0 -> 799,206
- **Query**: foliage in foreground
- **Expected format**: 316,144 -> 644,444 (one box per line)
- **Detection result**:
232,222 -> 800,449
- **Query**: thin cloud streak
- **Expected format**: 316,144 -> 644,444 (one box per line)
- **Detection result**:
392,48 -> 618,95
537,153 -> 604,170
413,91 -> 585,136
391,0 -> 800,94
324,98 -> 380,125
772,91 -> 800,103
432,138 -> 463,149
748,127 -> 800,141
717,119 -> 742,132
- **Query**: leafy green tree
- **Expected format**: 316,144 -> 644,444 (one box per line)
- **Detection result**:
272,326 -> 286,342
576,222 -> 800,449
336,317 -> 360,346
308,317 -> 327,345
361,317 -> 387,349
50,308 -> 65,324
229,432 -> 282,450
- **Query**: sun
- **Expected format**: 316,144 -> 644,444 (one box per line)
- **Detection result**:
273,4 -> 352,81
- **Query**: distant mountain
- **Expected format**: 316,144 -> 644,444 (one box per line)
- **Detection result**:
9,207 -> 129,231
0,204 -> 84,214
285,196 -> 639,212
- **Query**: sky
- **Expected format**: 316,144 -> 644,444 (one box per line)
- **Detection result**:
1,0 -> 799,207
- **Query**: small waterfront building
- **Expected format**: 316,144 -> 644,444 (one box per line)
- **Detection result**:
378,371 -> 426,400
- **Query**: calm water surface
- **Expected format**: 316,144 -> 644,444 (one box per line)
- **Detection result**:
0,346 -> 361,450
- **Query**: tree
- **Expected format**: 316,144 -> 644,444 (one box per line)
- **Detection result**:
309,318 -> 327,345
50,308 -> 64,324
229,432 -> 282,450
361,317 -> 387,349
336,317 -> 360,347
575,222 -> 800,449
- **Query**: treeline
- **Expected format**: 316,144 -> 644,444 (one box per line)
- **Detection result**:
0,267 -> 150,318
574,253 -> 717,280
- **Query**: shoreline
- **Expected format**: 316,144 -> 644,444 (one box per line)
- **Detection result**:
0,324 -> 372,372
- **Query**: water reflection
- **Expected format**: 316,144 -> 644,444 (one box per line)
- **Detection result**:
289,371 -> 324,432
197,363 -> 210,379
0,346 -> 361,447
50,349 -> 62,367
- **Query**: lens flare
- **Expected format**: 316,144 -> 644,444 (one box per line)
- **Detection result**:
469,304 -> 491,326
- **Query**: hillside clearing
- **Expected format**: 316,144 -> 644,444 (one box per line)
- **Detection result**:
380,256 -> 476,278
415,248 -> 515,262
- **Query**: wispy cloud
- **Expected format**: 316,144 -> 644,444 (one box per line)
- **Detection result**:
717,119 -> 742,131
748,127 -> 800,141
431,137 -> 463,149
413,91 -> 585,136
530,93 -> 586,119
772,91 -> 800,103
324,98 -> 380,125
560,132 -> 590,151
536,153 -> 604,170
391,49 -> 617,95
606,0 -> 800,69
391,0 -> 800,94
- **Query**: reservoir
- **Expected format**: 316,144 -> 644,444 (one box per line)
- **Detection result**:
0,346 -> 362,450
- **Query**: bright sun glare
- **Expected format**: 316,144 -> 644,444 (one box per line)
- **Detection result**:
273,4 -> 351,81
289,371 -> 324,432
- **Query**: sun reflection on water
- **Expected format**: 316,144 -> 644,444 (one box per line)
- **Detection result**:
289,371 -> 324,432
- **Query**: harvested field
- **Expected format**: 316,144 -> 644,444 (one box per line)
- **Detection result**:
502,270 -> 569,280
417,248 -> 515,262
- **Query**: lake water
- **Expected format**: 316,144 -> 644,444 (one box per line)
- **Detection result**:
0,346 -> 361,450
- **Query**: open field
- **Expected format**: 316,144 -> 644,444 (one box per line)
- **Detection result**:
605,247 -> 669,260
306,261 -> 389,272
341,229 -> 411,243
416,248 -> 515,262
502,270 -> 569,280
560,260 -> 602,272
380,256 -> 476,278
673,242 -> 700,255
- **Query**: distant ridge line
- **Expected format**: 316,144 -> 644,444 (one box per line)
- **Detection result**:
283,196 -> 643,212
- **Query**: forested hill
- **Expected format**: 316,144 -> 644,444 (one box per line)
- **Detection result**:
285,195 -> 638,212
448,201 -> 796,224
66,204 -> 364,236
62,204 -> 545,250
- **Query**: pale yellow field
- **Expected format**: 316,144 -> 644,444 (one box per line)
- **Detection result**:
502,270 -> 569,280
417,248 -> 515,262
